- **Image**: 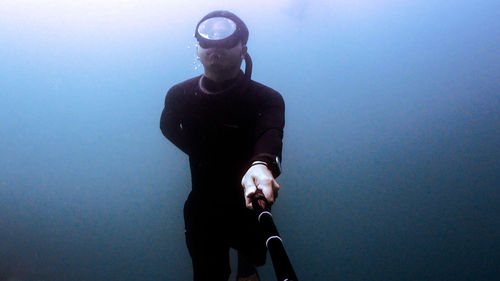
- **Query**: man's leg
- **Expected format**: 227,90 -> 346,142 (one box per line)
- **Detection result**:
186,230 -> 231,281
237,250 -> 260,281
184,194 -> 232,281
233,207 -> 267,281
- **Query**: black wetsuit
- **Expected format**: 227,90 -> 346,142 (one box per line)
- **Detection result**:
160,70 -> 285,280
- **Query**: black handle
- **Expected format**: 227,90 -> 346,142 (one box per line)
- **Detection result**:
251,197 -> 299,281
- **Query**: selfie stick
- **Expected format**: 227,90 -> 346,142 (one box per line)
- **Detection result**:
252,198 -> 299,281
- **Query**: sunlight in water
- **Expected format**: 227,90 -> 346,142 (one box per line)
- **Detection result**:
0,0 -> 395,35
0,0 -> 293,31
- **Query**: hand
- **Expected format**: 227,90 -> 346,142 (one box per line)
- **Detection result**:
241,163 -> 280,210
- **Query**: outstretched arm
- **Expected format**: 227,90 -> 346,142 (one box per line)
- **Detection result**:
242,90 -> 285,209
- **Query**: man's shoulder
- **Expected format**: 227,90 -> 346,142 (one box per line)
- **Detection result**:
248,79 -> 284,104
249,79 -> 280,94
166,75 -> 202,96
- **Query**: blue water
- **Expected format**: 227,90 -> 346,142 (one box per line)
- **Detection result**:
1,1 -> 499,280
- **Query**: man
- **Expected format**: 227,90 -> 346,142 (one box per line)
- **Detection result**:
160,10 -> 285,281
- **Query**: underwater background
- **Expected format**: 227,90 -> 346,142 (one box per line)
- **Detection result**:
1,1 -> 499,280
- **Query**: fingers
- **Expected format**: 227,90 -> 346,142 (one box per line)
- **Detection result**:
241,165 -> 281,210
272,179 -> 280,200
258,178 -> 280,207
273,178 -> 280,192
243,182 -> 280,210
261,182 -> 274,206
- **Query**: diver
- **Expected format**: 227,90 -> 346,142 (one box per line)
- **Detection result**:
160,10 -> 285,281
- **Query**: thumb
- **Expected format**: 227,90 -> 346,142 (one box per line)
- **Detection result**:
242,177 -> 258,210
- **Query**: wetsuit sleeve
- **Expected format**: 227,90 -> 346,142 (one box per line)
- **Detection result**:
160,86 -> 190,154
250,90 -> 285,178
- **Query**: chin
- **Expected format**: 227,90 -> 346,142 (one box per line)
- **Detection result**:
208,65 -> 227,72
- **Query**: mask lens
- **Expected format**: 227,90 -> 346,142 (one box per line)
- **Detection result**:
197,17 -> 237,41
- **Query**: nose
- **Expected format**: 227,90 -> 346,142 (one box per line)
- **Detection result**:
208,50 -> 225,60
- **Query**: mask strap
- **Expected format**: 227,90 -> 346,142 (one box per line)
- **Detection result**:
244,53 -> 252,79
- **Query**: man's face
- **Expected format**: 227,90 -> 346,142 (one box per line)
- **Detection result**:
197,41 -> 247,75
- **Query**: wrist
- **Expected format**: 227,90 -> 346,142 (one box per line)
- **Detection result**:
251,161 -> 268,167
248,154 -> 282,178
